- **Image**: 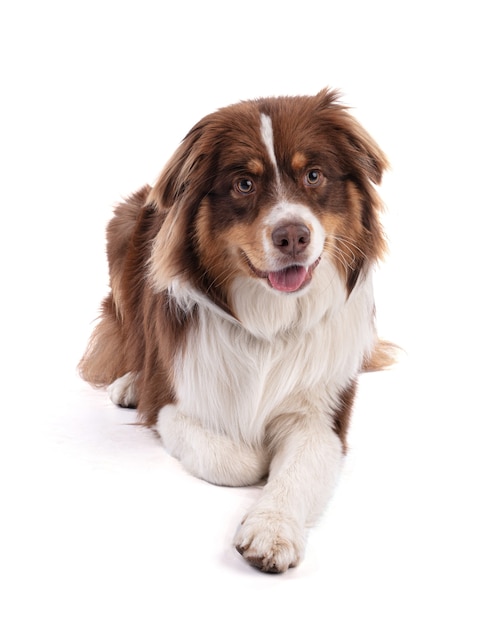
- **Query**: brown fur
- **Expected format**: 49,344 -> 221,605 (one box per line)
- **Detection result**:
79,89 -> 394,428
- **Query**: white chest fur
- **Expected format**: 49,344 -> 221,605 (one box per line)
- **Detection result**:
172,260 -> 376,445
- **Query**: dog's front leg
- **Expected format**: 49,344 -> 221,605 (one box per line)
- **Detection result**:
157,404 -> 269,487
234,413 -> 343,573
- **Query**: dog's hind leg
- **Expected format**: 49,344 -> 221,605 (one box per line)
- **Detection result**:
108,372 -> 139,408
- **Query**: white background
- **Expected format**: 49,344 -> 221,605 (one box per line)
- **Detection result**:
1,1 -> 490,624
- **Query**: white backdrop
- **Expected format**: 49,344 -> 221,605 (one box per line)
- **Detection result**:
1,1 -> 490,624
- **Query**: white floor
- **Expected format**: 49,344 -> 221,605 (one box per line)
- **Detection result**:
2,1 -> 490,624
3,351 -> 489,625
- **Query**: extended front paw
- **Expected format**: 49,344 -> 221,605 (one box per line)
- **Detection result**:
234,511 -> 305,573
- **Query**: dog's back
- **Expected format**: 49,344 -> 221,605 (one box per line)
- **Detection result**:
79,185 -> 152,387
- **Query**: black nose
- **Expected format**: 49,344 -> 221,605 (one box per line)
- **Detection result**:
272,223 -> 311,256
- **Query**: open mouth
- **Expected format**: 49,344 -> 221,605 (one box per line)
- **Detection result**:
244,255 -> 321,293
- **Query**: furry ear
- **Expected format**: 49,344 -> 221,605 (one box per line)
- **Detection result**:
340,114 -> 389,184
316,88 -> 389,184
147,121 -> 214,291
147,122 -> 210,211
315,89 -> 388,291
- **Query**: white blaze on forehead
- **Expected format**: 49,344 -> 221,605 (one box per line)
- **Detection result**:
260,113 -> 280,179
259,114 -> 325,267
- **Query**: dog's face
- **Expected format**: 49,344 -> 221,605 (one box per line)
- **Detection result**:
149,89 -> 387,310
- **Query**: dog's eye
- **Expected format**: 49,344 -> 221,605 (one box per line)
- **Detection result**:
234,178 -> 255,195
304,169 -> 323,187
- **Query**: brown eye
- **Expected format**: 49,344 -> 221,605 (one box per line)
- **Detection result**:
304,169 -> 323,187
234,178 -> 255,195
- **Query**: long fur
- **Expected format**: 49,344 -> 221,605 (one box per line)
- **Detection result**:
79,88 -> 393,573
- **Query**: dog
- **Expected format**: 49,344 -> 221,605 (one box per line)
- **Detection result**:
79,88 -> 393,573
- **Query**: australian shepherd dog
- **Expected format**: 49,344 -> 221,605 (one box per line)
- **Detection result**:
80,88 -> 393,572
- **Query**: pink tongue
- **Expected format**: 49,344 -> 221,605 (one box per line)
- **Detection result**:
268,266 -> 308,292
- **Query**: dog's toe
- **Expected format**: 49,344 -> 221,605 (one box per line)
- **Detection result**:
234,511 -> 305,573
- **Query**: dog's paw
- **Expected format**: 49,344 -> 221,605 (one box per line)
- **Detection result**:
234,511 -> 305,573
108,372 -> 138,408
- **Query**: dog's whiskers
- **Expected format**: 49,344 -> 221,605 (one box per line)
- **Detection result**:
201,263 -> 236,293
324,237 -> 353,271
330,234 -> 367,260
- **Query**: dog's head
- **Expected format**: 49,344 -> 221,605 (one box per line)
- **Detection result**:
148,89 -> 387,316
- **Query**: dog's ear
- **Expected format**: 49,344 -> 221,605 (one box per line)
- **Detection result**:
147,121 -> 212,211
316,89 -> 388,290
316,88 -> 389,185
343,116 -> 388,185
147,120 -> 216,291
